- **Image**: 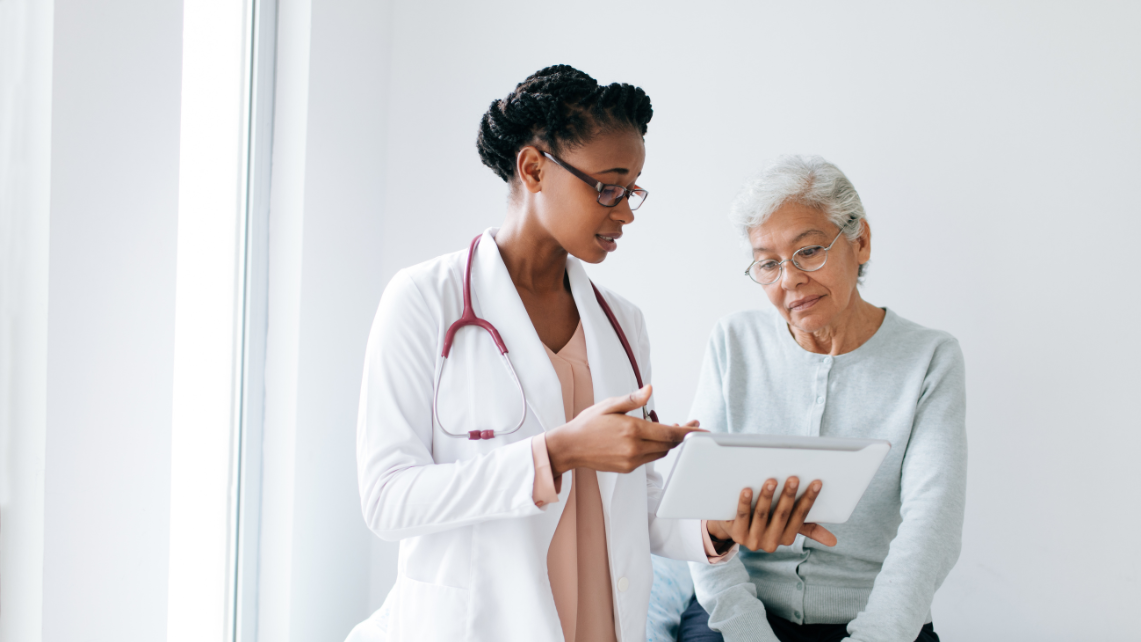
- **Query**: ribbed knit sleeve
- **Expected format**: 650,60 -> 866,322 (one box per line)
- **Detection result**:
844,338 -> 967,642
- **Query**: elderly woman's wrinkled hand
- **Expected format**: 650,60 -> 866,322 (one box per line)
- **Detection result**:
706,477 -> 838,553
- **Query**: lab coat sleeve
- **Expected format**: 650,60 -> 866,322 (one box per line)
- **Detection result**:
356,270 -> 544,542
629,305 -> 724,565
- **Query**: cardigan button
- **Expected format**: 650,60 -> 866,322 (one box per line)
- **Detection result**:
616,577 -> 629,592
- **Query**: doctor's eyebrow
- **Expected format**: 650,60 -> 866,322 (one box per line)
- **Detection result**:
590,168 -> 644,190
598,169 -> 644,190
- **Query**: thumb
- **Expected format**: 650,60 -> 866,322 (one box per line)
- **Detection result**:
600,385 -> 652,415
800,523 -> 837,547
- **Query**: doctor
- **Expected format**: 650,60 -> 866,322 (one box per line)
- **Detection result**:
350,65 -> 830,642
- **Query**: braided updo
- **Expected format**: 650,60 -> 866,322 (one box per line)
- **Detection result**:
477,65 -> 653,182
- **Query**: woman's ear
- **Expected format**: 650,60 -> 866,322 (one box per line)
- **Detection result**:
855,219 -> 872,264
515,146 -> 545,194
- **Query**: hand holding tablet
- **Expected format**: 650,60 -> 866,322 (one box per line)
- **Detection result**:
706,476 -> 838,553
660,433 -> 892,552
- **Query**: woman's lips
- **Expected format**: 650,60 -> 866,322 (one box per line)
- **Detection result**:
788,295 -> 822,312
596,234 -> 619,252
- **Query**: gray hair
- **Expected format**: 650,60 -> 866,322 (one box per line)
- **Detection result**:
729,155 -> 868,276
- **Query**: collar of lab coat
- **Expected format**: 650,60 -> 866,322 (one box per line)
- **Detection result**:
565,246 -> 642,507
471,229 -> 641,499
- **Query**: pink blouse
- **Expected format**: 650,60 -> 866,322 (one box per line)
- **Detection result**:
530,322 -> 733,642
531,322 -> 615,642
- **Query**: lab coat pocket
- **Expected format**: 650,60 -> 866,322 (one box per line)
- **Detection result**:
389,575 -> 469,641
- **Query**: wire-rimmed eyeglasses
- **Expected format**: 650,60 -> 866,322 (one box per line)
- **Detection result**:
541,151 -> 648,210
745,226 -> 850,285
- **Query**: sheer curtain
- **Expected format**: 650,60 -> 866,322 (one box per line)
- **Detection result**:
0,1 -> 52,641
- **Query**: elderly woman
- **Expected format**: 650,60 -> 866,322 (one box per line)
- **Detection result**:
674,156 -> 966,642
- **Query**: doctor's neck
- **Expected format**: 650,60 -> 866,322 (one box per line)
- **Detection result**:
495,214 -> 571,296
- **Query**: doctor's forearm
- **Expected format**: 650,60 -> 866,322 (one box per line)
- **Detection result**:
543,426 -> 582,476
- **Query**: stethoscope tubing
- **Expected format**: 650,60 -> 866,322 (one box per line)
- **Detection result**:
433,235 -> 528,440
433,348 -> 528,440
432,234 -> 658,441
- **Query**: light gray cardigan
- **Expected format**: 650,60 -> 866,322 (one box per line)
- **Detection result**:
688,307 -> 966,642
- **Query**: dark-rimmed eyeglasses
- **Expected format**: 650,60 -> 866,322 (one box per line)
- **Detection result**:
541,151 -> 648,210
745,226 -> 849,285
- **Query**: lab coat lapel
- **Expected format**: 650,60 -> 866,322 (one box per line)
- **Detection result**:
566,258 -> 641,508
469,229 -> 567,434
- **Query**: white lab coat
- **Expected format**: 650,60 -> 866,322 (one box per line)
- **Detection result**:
349,229 -> 715,642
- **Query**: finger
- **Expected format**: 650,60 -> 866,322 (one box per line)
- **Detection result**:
744,479 -> 777,550
779,480 -> 822,546
598,385 -> 652,415
631,435 -> 683,458
639,441 -> 678,455
760,476 -> 799,552
799,523 -> 837,547
636,421 -> 704,445
631,438 -> 692,464
730,488 -> 753,544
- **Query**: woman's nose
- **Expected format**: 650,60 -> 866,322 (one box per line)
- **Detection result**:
780,262 -> 808,289
612,200 -> 635,224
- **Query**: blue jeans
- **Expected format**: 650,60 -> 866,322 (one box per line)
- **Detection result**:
677,596 -> 941,642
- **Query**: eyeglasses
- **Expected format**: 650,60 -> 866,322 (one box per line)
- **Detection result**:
744,225 -> 850,285
541,151 -> 648,210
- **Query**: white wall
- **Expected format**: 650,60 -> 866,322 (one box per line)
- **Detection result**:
13,1 -> 1129,640
41,1 -> 183,640
299,1 -> 1137,639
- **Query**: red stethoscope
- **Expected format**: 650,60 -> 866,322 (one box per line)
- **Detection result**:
433,234 -> 659,440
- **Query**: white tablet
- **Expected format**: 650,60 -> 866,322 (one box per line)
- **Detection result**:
656,433 -> 891,524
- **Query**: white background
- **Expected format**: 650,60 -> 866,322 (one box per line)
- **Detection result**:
3,1 -> 1138,641
354,2 -> 1141,640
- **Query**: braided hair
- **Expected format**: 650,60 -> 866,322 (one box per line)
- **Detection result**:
477,65 -> 653,182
